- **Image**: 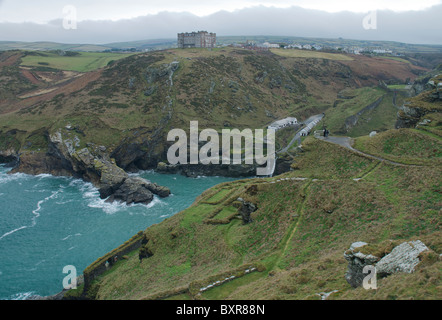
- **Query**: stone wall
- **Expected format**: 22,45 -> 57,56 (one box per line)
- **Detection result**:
83,231 -> 144,289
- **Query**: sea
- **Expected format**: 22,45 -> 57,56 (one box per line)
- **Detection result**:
0,164 -> 237,300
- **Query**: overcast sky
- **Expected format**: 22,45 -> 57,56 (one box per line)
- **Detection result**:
0,0 -> 441,44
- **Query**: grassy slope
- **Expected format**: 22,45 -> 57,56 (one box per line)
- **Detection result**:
20,51 -> 135,72
75,134 -> 441,300
354,128 -> 442,166
270,48 -> 353,61
322,87 -> 410,137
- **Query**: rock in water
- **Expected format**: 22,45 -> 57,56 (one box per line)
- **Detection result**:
105,177 -> 171,205
376,240 -> 429,276
146,182 -> 171,198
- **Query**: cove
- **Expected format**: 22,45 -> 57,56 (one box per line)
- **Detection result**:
0,165 -> 238,300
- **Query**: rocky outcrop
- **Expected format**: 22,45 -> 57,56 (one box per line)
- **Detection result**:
145,61 -> 179,87
11,129 -> 170,206
395,76 -> 441,129
0,148 -> 19,167
105,177 -> 170,205
344,240 -> 432,288
156,162 -> 258,178
395,105 -> 429,129
375,240 -> 429,276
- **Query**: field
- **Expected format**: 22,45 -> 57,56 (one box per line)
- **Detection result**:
20,51 -> 135,72
387,84 -> 409,90
270,48 -> 354,61
379,56 -> 411,64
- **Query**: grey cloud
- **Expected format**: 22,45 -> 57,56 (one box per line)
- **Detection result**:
0,5 -> 441,45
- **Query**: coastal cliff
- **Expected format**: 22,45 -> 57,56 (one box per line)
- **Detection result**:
9,128 -> 170,205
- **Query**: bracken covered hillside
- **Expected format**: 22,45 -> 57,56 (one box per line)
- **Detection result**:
0,47 -> 427,173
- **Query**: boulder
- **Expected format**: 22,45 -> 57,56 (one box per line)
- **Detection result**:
106,177 -> 154,205
344,240 -> 431,288
375,240 -> 429,276
105,177 -> 171,205
146,182 -> 171,198
32,130 -> 169,206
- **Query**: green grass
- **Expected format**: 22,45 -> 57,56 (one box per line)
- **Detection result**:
20,51 -> 135,72
270,49 -> 353,61
292,137 -> 377,179
270,48 -> 354,61
379,56 -> 411,64
387,84 -> 408,90
324,87 -> 387,136
204,189 -> 233,204
354,128 -> 442,166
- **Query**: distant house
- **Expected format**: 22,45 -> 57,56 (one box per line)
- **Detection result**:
372,49 -> 393,54
268,117 -> 298,131
262,42 -> 280,49
312,44 -> 322,51
177,31 -> 216,49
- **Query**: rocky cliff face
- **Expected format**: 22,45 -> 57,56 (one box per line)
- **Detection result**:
156,161 -> 259,178
344,240 -> 431,288
10,129 -> 170,205
396,74 -> 442,129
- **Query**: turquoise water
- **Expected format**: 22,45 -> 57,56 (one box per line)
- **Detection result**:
0,164 -> 237,300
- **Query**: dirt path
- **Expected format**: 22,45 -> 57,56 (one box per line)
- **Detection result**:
317,136 -> 421,167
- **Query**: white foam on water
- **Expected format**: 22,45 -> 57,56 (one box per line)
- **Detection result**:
61,233 -> 81,241
0,188 -> 62,241
9,292 -> 35,300
86,196 -> 129,215
31,189 -> 62,227
61,235 -> 72,241
55,199 -> 74,205
36,173 -> 54,179
0,171 -> 29,184
0,225 -> 28,241
69,180 -> 120,214
146,196 -> 163,209
72,177 -> 166,215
